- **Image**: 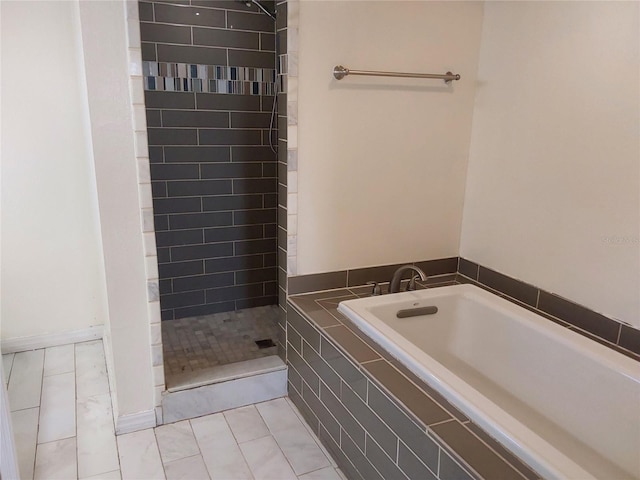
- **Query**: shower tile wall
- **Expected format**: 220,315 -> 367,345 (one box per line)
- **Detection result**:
139,0 -> 279,320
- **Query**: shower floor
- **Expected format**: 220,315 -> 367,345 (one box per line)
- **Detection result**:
162,305 -> 281,378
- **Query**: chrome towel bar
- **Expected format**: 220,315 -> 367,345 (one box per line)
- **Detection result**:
333,65 -> 460,83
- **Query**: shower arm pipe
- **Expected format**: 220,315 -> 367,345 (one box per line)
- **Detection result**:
333,65 -> 460,84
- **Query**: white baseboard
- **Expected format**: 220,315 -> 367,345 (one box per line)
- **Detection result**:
1,325 -> 104,353
115,409 -> 157,435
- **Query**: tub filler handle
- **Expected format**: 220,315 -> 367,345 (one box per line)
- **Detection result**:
366,281 -> 383,296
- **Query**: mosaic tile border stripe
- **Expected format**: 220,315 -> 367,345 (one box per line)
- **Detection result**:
143,61 -> 277,95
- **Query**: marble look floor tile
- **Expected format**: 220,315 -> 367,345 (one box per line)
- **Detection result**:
224,405 -> 270,444
191,413 -> 253,480
77,393 -> 120,478
298,466 -> 343,480
2,353 -> 15,384
118,429 -> 165,480
11,407 -> 39,480
37,371 -> 76,444
164,455 -> 211,480
8,349 -> 44,411
240,435 -> 297,480
256,397 -> 303,434
155,420 -> 200,464
44,344 -> 75,376
80,470 -> 122,480
76,341 -> 109,399
272,424 -> 331,475
34,437 -> 77,480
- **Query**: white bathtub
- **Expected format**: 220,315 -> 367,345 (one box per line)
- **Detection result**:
337,284 -> 640,480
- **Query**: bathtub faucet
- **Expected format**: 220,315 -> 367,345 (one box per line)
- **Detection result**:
388,265 -> 427,293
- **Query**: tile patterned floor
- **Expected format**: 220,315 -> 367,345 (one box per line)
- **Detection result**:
2,340 -> 344,480
162,305 -> 282,376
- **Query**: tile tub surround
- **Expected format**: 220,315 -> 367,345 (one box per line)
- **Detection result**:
286,285 -> 541,480
139,0 -> 280,320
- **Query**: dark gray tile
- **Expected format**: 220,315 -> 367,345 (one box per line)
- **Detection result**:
171,242 -> 233,261
193,27 -> 259,49
161,309 -> 174,321
288,271 -> 348,295
233,208 -> 277,225
287,305 -> 320,352
538,291 -> 620,343
340,428 -> 383,480
228,49 -> 276,69
261,32 -> 276,51
169,211 -> 231,229
140,22 -> 191,44
320,384 -> 366,452
164,146 -> 230,163
458,257 -> 479,281
432,421 -> 522,480
205,283 -> 263,303
303,342 -> 340,396
289,347 -> 319,395
150,164 -> 199,181
317,425 -> 364,480
191,0 -> 262,12
199,129 -> 262,146
148,128 -> 198,146
320,338 -> 367,400
364,434 -> 406,480
414,257 -> 459,276
157,44 -> 226,64
148,146 -> 164,163
477,267 -> 538,307
230,112 -> 272,128
138,2 -> 154,21
306,308 -> 341,328
288,325 -> 302,354
145,91 -> 194,109
204,225 -> 263,243
154,215 -> 169,231
301,382 -> 341,442
157,247 -> 170,263
277,115 -> 287,140
196,94 -> 261,112
398,441 -> 437,480
288,366 -> 302,394
152,181 -> 167,198
159,279 -> 172,295
141,42 -> 157,61
347,263 -> 406,287
154,3 -> 225,27
234,238 -> 276,255
205,254 -> 264,273
233,178 -> 277,194
264,223 -> 277,239
363,361 -> 452,426
277,206 -> 286,229
202,194 -> 263,212
172,271 -> 235,292
237,295 -> 277,309
158,260 -> 204,279
162,110 -> 229,128
153,197 -> 201,214
277,225 -> 286,251
201,163 -> 263,179
156,229 -> 203,247
235,267 -> 276,284
231,146 -> 276,161
275,0 -> 286,30
324,326 -> 380,363
167,179 -> 232,197
160,290 -> 204,309
438,450 -> 475,480
227,10 -> 275,32
174,301 -> 236,319
618,324 -> 640,354
145,109 -> 162,127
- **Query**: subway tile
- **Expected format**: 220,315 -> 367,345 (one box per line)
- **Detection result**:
277,225 -> 286,250
340,428 -> 383,480
261,32 -> 276,51
458,257 -> 479,280
153,197 -> 201,214
233,208 -> 277,225
161,309 -> 174,320
275,1 -> 286,30
162,110 -> 229,128
236,295 -> 277,309
227,10 -> 275,32
264,224 -> 277,238
150,163 -> 200,180
477,267 -> 538,307
157,44 -> 227,64
288,271 -> 348,295
289,348 -> 319,396
148,127 -> 198,146
169,211 -> 231,229
172,272 -> 234,292
233,178 -> 277,194
196,93 -> 261,111
157,247 -> 171,263
363,361 -> 452,426
235,267 -> 277,284
364,434 -> 406,480
232,145 -> 276,161
164,146 -> 231,163
193,27 -> 259,49
160,278 -> 172,294
154,3 -> 225,28
149,146 -> 164,163
204,225 -> 263,243
205,254 -> 264,273
346,263 -> 405,287
618,324 -> 640,354
318,426 -> 364,480
265,280 -> 278,296
199,129 -> 263,146
156,229 -> 203,247
234,237 -> 276,255
537,291 -> 620,343
320,384 -> 366,452
171,242 -> 233,261
438,450 -> 475,480
289,382 -> 322,436
228,49 -> 277,69
230,112 -> 272,128
174,301 -> 236,318
303,342 -> 340,396
141,42 -> 157,61
145,109 -> 162,127
138,2 -> 153,21
152,181 -> 167,198
201,162 -> 264,179
397,441 -> 437,480
431,421 -> 522,480
167,179 -> 232,196
205,283 -> 263,303
306,307 -> 342,329
264,162 -> 277,178
158,260 -> 204,278
288,325 -> 302,354
320,338 -> 366,399
288,366 -> 303,394
414,257 -> 459,277
140,22 -> 191,44
324,326 -> 379,363
262,95 -> 276,113
202,194 -> 263,211
277,114 -> 287,139
277,160 -> 287,184
277,206 -> 286,229
160,290 -> 204,309
287,305 -> 321,352
145,91 -> 195,109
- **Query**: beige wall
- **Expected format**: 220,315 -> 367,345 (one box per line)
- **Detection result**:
296,1 -> 484,274
0,1 -> 108,339
460,1 -> 640,327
